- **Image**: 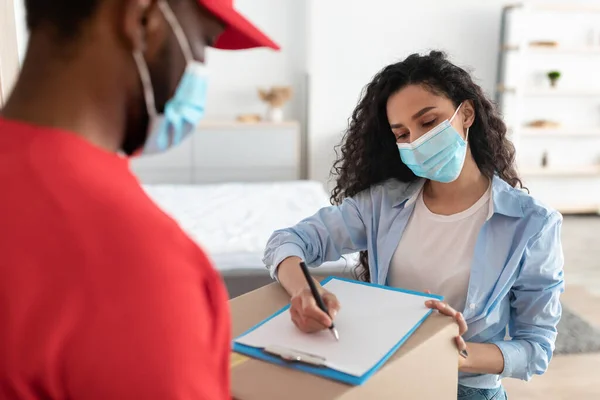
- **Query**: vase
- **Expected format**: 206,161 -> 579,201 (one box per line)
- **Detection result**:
541,151 -> 549,168
550,79 -> 558,88
266,107 -> 284,122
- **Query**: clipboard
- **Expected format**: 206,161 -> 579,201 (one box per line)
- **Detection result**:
233,276 -> 443,386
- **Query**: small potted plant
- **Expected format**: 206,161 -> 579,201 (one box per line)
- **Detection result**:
547,71 -> 561,88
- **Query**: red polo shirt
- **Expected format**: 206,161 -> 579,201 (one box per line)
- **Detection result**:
0,118 -> 230,399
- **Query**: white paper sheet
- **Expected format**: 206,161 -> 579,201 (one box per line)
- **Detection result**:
234,278 -> 435,377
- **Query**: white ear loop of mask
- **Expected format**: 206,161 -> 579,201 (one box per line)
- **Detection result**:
449,102 -> 463,123
132,0 -> 195,120
133,50 -> 157,119
450,102 -> 469,143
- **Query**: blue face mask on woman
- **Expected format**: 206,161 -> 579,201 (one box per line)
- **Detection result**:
133,0 -> 208,155
397,103 -> 468,183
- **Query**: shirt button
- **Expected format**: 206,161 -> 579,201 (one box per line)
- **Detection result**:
469,303 -> 476,310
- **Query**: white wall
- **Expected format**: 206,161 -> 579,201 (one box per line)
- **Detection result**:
3,0 -> 523,187
307,0 -> 510,187
13,0 -> 28,63
9,0 -> 600,188
306,0 -> 600,187
0,0 -> 21,103
9,0 -> 306,123
8,0 -> 308,173
204,0 -> 307,123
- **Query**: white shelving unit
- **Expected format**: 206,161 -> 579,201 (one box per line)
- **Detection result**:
520,165 -> 600,177
499,87 -> 600,97
496,2 -> 600,214
502,45 -> 600,54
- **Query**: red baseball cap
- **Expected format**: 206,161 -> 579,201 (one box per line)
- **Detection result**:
197,0 -> 280,50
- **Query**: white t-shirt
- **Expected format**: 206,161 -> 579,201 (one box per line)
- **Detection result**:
387,185 -> 491,312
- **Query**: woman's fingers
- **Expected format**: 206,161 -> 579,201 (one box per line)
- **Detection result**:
425,299 -> 454,316
455,336 -> 469,359
290,288 -> 335,332
423,299 -> 470,363
425,299 -> 453,314
425,300 -> 468,335
455,335 -> 468,352
291,304 -> 328,333
299,318 -> 330,333
454,311 -> 468,336
301,293 -> 333,327
323,292 -> 341,318
290,307 -> 307,331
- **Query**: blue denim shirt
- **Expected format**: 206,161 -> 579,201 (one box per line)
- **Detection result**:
263,176 -> 564,388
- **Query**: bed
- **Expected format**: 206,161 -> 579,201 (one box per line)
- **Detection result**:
143,180 -> 357,298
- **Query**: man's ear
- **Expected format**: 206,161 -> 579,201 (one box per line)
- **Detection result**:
120,0 -> 166,56
462,99 -> 476,129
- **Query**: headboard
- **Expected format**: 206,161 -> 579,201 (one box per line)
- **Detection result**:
130,121 -> 303,184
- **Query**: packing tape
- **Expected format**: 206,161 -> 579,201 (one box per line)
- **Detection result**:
230,352 -> 250,369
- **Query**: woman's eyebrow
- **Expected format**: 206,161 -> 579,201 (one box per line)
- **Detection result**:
389,106 -> 436,129
411,106 -> 436,120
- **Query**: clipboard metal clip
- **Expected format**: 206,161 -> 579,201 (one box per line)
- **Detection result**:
264,345 -> 326,367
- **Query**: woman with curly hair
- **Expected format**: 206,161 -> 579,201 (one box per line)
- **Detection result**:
263,51 -> 564,399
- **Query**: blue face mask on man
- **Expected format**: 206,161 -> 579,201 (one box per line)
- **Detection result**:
397,103 -> 469,183
133,0 -> 208,155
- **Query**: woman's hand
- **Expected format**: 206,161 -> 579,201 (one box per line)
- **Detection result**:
290,287 -> 341,333
425,298 -> 469,367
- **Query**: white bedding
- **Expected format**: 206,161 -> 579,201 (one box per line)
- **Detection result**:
143,181 -> 357,275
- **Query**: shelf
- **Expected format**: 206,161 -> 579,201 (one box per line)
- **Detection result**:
519,128 -> 600,137
504,3 -> 600,13
552,204 -> 600,215
498,86 -> 600,97
520,165 -> 600,177
502,45 -> 600,54
199,120 -> 300,128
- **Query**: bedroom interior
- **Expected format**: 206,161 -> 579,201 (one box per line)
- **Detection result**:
1,0 -> 599,397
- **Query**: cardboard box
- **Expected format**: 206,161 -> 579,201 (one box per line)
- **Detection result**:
230,282 -> 459,400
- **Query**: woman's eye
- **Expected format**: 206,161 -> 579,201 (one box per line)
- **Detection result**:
422,119 -> 437,127
395,132 -> 409,141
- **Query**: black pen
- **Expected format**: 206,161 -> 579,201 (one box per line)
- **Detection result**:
298,261 -> 340,341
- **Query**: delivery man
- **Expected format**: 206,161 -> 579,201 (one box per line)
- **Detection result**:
0,0 -> 278,398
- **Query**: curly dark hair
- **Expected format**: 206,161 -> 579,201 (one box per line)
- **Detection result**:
330,51 -> 522,282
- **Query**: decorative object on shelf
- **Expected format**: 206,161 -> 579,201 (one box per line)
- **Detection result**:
258,86 -> 293,123
236,114 -> 262,123
588,28 -> 596,46
541,151 -> 549,168
547,71 -> 561,88
526,120 -> 561,129
529,40 -> 558,48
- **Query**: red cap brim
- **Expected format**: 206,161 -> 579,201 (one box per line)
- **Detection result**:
198,0 -> 280,50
